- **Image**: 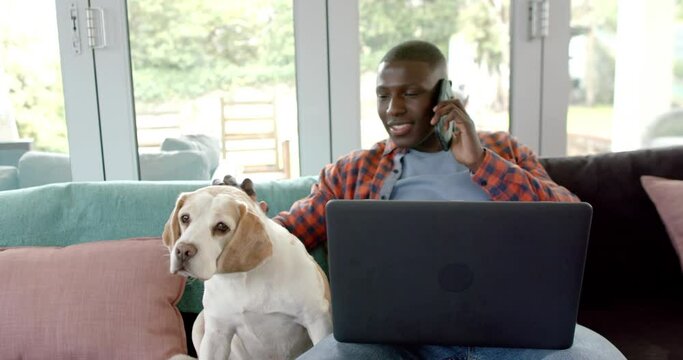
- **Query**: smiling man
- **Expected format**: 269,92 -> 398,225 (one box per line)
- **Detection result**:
376,52 -> 487,170
273,40 -> 625,359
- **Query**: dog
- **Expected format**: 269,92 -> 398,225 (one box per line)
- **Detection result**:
163,183 -> 332,360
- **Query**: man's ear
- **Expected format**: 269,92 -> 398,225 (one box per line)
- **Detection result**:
216,202 -> 273,273
162,194 -> 187,248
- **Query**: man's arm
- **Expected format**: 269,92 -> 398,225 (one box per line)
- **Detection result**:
272,163 -> 339,250
432,97 -> 578,202
473,132 -> 579,202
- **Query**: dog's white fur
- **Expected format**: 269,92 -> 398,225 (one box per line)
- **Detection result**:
163,186 -> 332,360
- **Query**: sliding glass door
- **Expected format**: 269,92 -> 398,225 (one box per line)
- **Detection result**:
564,0 -> 683,155
127,0 -> 300,181
49,0 -> 562,185
357,0 -> 512,149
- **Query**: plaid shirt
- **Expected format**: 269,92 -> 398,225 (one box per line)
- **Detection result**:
273,131 -> 579,250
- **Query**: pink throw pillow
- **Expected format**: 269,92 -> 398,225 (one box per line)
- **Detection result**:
641,175 -> 683,270
0,237 -> 187,359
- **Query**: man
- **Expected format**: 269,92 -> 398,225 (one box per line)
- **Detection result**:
273,40 -> 624,359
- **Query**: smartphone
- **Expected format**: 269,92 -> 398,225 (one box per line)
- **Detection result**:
435,79 -> 467,151
434,78 -> 455,151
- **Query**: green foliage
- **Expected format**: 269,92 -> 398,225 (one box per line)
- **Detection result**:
676,59 -> 683,79
674,58 -> 683,105
128,0 -> 295,103
570,0 -> 618,106
129,0 -> 510,104
1,10 -> 68,153
456,0 -> 507,74
2,0 -> 511,154
589,39 -> 616,105
358,0 -> 510,79
572,0 -> 618,32
359,0 -> 471,72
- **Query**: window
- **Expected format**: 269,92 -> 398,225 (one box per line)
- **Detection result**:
0,2 -> 68,155
128,0 -> 299,181
40,0 -> 550,186
567,0 -> 683,155
358,0 -> 511,148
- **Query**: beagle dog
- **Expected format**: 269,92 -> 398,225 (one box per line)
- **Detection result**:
163,185 -> 332,360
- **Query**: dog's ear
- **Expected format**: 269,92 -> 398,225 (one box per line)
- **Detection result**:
162,193 -> 188,248
216,202 -> 273,273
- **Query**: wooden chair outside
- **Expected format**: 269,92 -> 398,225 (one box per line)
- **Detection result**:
135,108 -> 183,153
220,95 -> 290,178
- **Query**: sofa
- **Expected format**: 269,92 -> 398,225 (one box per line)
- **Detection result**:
0,145 -> 681,359
0,134 -> 221,191
540,146 -> 683,360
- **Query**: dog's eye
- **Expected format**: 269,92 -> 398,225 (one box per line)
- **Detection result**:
180,214 -> 190,224
214,222 -> 230,233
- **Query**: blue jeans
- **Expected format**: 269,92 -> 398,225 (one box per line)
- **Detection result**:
297,324 -> 626,360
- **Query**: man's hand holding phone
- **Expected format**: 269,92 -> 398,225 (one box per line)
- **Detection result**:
431,79 -> 485,172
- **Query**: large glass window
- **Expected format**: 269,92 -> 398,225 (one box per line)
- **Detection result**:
28,0 -> 543,186
567,0 -> 683,155
0,1 -> 68,160
127,0 -> 299,181
358,0 -> 511,149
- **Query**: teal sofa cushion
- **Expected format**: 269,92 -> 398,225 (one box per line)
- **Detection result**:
0,176 -> 319,313
139,150 -> 210,181
14,149 -> 215,190
17,151 -> 71,188
0,166 -> 18,191
161,135 -> 220,175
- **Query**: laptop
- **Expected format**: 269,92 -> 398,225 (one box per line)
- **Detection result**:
325,200 -> 592,350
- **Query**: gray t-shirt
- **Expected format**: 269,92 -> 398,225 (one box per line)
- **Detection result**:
388,149 -> 490,201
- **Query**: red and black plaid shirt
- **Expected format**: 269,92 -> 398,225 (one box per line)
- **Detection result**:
273,131 -> 579,250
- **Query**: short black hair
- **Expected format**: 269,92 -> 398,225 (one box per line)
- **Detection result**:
380,40 -> 447,70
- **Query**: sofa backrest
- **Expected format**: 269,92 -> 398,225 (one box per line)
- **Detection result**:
540,146 -> 683,305
14,148 -> 216,190
138,150 -> 211,180
0,176 -> 318,313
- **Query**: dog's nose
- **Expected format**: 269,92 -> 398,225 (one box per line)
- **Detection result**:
175,243 -> 197,262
